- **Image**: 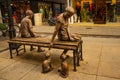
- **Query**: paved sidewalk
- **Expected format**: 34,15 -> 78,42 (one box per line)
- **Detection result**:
33,22 -> 120,38
0,37 -> 9,52
0,37 -> 120,80
0,22 -> 120,80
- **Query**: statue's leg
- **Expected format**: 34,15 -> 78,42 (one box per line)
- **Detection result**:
70,34 -> 81,41
59,49 -> 69,78
30,45 -> 35,51
37,46 -> 45,52
60,49 -> 69,59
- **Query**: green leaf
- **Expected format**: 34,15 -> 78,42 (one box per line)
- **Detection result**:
0,23 -> 8,30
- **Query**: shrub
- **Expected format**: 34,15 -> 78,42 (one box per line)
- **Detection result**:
0,23 -> 8,30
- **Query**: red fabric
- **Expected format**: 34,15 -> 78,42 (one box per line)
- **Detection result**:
76,6 -> 81,9
90,4 -> 92,11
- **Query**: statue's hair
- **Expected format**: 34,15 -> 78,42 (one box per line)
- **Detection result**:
26,10 -> 33,16
65,6 -> 75,14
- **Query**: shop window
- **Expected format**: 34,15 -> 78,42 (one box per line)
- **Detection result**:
38,2 -> 52,21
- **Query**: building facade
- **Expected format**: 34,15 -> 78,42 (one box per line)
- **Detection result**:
0,0 -> 67,24
68,0 -> 120,24
0,0 -> 120,24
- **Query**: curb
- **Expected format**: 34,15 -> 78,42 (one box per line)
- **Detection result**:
35,32 -> 120,38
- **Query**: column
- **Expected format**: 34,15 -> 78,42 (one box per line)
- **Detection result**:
70,0 -> 74,24
7,0 -> 16,39
0,9 -> 2,23
112,0 -> 116,22
67,0 -> 74,24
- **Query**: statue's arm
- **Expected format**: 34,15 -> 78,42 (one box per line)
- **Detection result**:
51,22 -> 61,43
27,20 -> 35,37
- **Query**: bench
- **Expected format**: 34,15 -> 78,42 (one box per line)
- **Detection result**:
8,37 -> 83,71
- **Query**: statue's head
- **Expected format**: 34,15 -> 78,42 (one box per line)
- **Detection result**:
63,6 -> 75,18
26,10 -> 33,18
45,50 -> 51,58
60,54 -> 67,61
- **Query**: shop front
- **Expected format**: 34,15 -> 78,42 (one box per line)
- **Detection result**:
72,0 -> 119,24
1,0 -> 66,25
72,0 -> 94,23
30,0 -> 66,24
0,0 -> 30,24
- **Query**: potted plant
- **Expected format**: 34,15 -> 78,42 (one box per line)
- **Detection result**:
0,23 -> 8,37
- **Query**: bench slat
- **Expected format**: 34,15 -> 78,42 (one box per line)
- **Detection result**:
10,37 -> 81,47
8,40 -> 77,50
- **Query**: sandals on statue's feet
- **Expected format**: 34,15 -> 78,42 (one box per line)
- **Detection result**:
30,47 -> 36,51
58,69 -> 68,78
37,48 -> 45,52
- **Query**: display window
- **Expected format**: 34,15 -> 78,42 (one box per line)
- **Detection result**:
54,4 -> 60,16
38,2 -> 52,21
10,1 -> 30,24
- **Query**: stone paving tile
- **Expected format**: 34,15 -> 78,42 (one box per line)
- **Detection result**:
98,38 -> 120,79
57,72 -> 96,80
101,38 -> 120,46
74,58 -> 99,75
0,57 -> 8,62
21,66 -> 59,80
0,50 -> 16,59
97,76 -> 120,80
0,78 -> 6,80
0,58 -> 16,71
98,62 -> 120,79
98,46 -> 120,78
101,46 -> 120,63
83,43 -> 102,61
0,61 -> 36,80
0,37 -> 9,51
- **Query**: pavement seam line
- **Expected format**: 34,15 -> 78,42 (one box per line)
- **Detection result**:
97,75 -> 120,79
96,42 -> 103,80
19,65 -> 39,80
0,48 -> 9,53
0,60 -> 17,72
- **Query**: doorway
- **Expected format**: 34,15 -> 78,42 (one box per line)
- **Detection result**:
94,0 -> 106,24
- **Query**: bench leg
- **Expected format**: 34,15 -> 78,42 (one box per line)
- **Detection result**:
73,50 -> 77,71
77,44 -> 80,66
23,45 -> 26,52
9,44 -> 13,59
16,48 -> 19,56
81,42 -> 83,61
77,51 -> 80,66
76,41 -> 83,66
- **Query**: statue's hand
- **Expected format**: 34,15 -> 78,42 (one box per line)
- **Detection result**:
70,37 -> 75,42
49,42 -> 53,50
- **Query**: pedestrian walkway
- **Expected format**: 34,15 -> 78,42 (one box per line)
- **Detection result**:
0,37 -> 120,80
0,23 -> 120,80
33,22 -> 120,38
0,37 -> 9,52
70,22 -> 120,27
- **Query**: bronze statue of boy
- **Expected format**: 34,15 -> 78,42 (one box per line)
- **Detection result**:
20,10 -> 44,52
50,6 -> 81,78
